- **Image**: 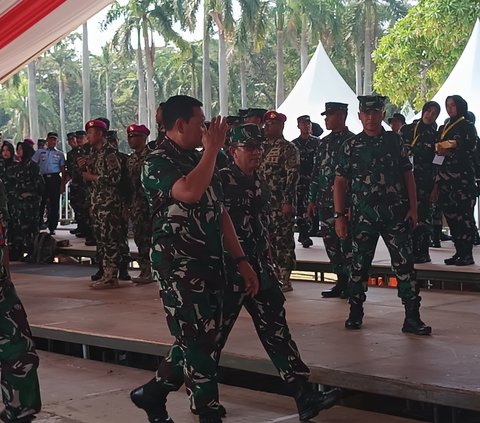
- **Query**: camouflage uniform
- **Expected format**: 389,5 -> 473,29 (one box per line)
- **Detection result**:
0,160 -> 21,258
436,115 -> 477,260
15,160 -> 44,257
292,135 -> 319,243
89,143 -> 123,284
401,120 -> 436,260
115,149 -> 132,269
219,163 -> 310,386
258,137 -> 299,287
336,129 -> 418,300
126,146 -> 152,279
309,128 -> 354,290
0,179 -> 41,422
74,144 -> 95,242
141,137 -> 225,418
66,146 -> 88,234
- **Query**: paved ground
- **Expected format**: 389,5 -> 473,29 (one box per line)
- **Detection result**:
35,351 -> 422,423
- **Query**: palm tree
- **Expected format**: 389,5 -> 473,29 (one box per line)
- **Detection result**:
82,23 -> 91,123
93,43 -> 115,124
27,61 -> 40,140
274,0 -> 289,108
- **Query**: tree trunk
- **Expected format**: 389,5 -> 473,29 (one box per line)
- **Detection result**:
363,0 -> 374,95
136,30 -> 148,125
240,58 -> 247,108
27,61 -> 40,140
191,55 -> 198,98
105,71 -> 113,124
202,4 -> 212,119
211,12 -> 228,117
276,29 -> 285,108
82,23 -> 91,123
300,14 -> 308,74
58,73 -> 67,153
143,21 -> 156,138
355,44 -> 363,96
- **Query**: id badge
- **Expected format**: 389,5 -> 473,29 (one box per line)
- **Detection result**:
432,155 -> 445,165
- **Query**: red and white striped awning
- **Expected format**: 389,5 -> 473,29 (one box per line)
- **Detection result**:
0,0 -> 113,83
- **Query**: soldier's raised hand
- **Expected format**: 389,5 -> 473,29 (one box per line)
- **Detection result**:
202,116 -> 228,152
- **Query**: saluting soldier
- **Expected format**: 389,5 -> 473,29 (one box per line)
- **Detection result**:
220,124 -> 341,421
82,120 -> 123,289
126,124 -> 154,284
131,95 -> 258,423
292,115 -> 319,248
400,101 -> 440,263
334,95 -> 431,336
258,111 -> 299,292
308,102 -> 354,298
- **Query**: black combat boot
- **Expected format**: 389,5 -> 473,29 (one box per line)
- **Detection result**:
402,296 -> 432,336
414,230 -> 431,264
321,274 -> 348,298
0,410 -> 35,423
430,226 -> 441,248
191,404 -> 226,417
130,379 -> 174,423
91,263 -> 103,281
294,382 -> 342,421
345,295 -> 365,329
118,259 -> 131,281
198,414 -> 222,423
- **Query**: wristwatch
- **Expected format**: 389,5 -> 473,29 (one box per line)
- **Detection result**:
333,211 -> 346,219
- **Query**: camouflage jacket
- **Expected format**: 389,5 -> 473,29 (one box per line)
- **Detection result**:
66,147 -> 81,183
336,129 -> 411,222
309,128 -> 354,207
258,137 -> 299,209
142,137 -> 225,290
292,135 -> 319,191
115,150 -> 132,205
16,160 -> 44,199
220,164 -> 278,291
400,120 -> 436,191
0,179 -> 15,300
436,117 -> 477,192
89,143 -> 122,209
126,146 -> 150,212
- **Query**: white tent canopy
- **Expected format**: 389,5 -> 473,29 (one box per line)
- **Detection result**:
0,0 -> 113,84
415,19 -> 480,124
278,41 -> 363,140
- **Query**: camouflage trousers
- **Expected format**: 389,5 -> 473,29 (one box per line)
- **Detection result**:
349,217 -> 418,301
439,188 -> 476,257
269,209 -> 296,284
0,284 -> 41,421
296,186 -> 311,240
413,185 -> 433,255
69,183 -> 88,233
318,208 -> 352,280
131,207 -> 152,275
119,204 -> 130,264
154,277 -> 223,417
91,204 -> 122,277
17,195 -> 41,256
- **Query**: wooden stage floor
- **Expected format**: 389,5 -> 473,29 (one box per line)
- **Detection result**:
10,261 -> 480,414
54,228 -> 480,284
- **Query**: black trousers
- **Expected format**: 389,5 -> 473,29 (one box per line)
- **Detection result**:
39,174 -> 61,232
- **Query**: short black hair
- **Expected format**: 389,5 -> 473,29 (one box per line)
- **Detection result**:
163,95 -> 203,131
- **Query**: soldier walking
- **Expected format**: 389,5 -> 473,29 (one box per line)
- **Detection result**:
308,103 -> 354,298
130,95 -> 258,423
258,111 -> 299,292
334,96 -> 431,336
292,115 -> 319,248
126,124 -> 154,284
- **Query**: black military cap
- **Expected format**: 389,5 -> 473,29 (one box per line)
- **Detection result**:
358,95 -> 387,112
297,115 -> 311,123
226,115 -> 243,126
321,102 -> 349,115
238,109 -> 249,118
75,130 -> 86,137
387,113 -> 406,125
46,131 -> 58,139
67,132 -> 76,138
245,108 -> 268,118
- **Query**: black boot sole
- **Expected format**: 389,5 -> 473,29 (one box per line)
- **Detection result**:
299,388 -> 342,421
402,326 -> 432,336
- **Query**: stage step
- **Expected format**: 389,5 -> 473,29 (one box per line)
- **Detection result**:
37,351 -> 422,423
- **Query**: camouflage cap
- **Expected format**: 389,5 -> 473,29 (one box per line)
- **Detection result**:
226,115 -> 243,126
358,95 -> 387,112
387,113 -> 406,125
227,124 -> 264,147
245,108 -> 268,118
